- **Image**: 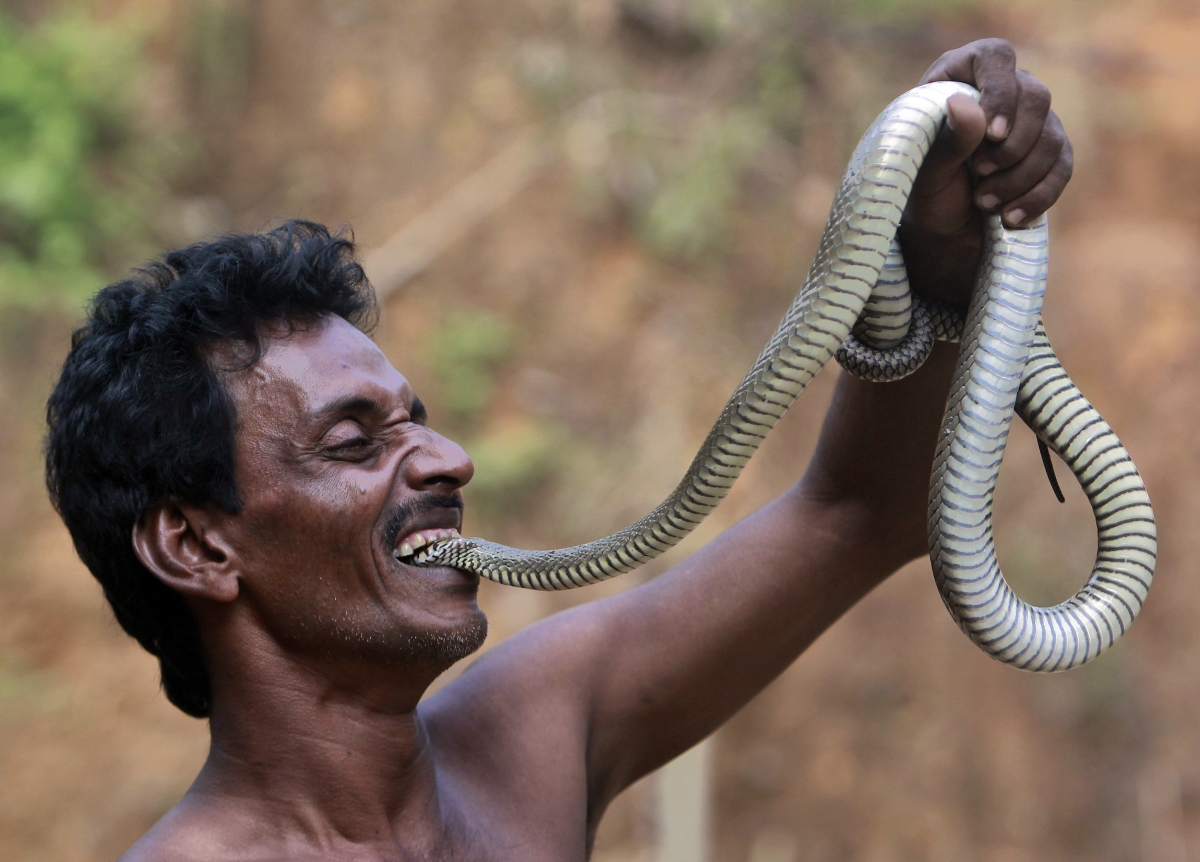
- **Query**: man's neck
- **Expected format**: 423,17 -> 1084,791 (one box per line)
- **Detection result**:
187,628 -> 462,856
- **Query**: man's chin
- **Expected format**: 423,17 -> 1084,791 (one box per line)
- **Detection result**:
400,612 -> 488,664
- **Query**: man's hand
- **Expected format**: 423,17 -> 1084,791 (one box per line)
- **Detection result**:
899,38 -> 1074,307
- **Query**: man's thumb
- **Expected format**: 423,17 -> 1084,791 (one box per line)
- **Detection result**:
916,94 -> 986,191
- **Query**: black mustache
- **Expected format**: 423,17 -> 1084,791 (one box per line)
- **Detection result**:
381,495 -> 464,554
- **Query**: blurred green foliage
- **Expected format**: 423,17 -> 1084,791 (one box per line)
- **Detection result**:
755,41 -> 808,143
423,308 -> 568,519
805,0 -> 979,22
0,6 -> 171,308
427,310 -> 513,423
188,0 -> 254,114
517,40 -> 574,108
464,418 -> 567,519
636,110 -> 768,261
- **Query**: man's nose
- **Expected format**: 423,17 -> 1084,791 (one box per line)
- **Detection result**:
404,431 -> 474,492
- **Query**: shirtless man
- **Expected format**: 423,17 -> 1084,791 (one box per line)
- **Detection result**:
45,39 -> 1073,861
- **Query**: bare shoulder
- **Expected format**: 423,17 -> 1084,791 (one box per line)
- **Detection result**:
424,596 -> 618,723
420,596 -> 624,777
117,794 -> 253,862
118,822 -> 205,862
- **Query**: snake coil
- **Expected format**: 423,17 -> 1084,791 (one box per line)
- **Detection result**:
406,82 -> 1157,671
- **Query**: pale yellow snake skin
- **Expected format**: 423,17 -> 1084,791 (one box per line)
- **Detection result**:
406,82 -> 1157,671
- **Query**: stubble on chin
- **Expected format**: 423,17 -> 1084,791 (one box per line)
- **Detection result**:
324,604 -> 490,665
400,612 -> 489,663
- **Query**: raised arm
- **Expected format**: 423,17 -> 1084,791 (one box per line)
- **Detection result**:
426,40 -> 1073,820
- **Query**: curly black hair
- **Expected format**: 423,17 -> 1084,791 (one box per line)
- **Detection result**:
45,220 -> 378,717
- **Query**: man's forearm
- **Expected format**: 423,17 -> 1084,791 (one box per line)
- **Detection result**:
798,340 -> 961,574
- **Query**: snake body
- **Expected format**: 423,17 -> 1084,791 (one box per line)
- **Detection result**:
407,82 -> 1157,671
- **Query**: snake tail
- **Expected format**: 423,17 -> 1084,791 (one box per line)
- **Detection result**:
927,219 -> 1157,670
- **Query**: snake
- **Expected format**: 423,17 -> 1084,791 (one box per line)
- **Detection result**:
401,81 -> 1157,671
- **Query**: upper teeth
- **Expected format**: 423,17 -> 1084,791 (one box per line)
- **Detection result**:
396,528 -> 461,559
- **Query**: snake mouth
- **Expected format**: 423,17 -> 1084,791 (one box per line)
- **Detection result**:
393,527 -> 462,563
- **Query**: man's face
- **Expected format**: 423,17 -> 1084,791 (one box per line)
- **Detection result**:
216,315 -> 484,669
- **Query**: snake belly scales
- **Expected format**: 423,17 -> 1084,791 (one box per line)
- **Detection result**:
404,81 -> 1158,672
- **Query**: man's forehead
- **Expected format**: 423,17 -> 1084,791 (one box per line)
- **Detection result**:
222,316 -> 408,414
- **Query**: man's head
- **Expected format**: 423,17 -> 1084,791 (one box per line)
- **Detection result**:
45,221 -> 482,719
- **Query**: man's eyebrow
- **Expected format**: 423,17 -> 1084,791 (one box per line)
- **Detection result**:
307,393 -> 427,424
308,394 -> 389,424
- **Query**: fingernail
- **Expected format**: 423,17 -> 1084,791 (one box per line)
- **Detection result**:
989,115 -> 1009,139
975,160 -> 998,176
1004,207 -> 1026,226
977,193 -> 1000,210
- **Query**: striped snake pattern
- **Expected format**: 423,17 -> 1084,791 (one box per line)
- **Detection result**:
406,82 -> 1157,671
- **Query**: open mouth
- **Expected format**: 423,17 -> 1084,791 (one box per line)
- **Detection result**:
393,527 -> 462,562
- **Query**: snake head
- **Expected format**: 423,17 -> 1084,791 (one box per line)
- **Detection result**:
394,532 -> 477,567
392,528 -> 459,564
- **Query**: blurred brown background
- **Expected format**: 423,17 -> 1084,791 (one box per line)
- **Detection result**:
2,0 -> 1199,859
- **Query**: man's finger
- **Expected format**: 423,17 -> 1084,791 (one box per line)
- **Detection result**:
997,142 -> 1074,227
971,39 -> 1019,141
921,38 -> 1018,142
974,113 -> 1067,212
973,72 -> 1052,177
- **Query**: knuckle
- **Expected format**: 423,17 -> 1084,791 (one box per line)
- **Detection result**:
976,37 -> 1016,59
1052,114 -> 1073,152
992,139 -> 1026,167
920,52 -> 955,82
1040,125 -> 1066,157
1055,153 -> 1075,184
1032,176 -> 1067,210
935,46 -> 966,68
1020,76 -> 1052,112
993,173 -> 1027,199
1020,190 -> 1052,217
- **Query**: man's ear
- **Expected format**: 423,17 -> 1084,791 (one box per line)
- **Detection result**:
132,502 -> 240,603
